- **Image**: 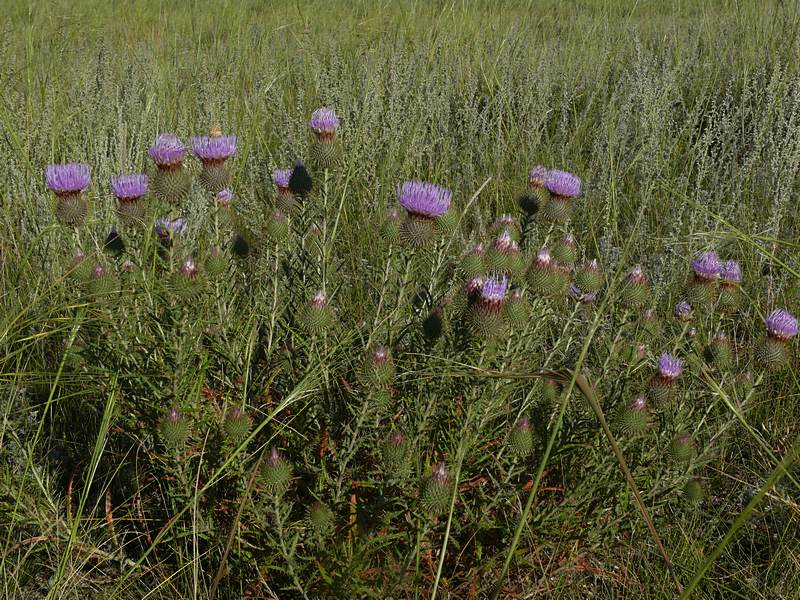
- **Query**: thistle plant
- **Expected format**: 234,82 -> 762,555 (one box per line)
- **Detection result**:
422,462 -> 453,515
617,395 -> 650,435
159,407 -> 190,449
261,447 -> 293,494
309,107 -> 340,167
396,180 -> 452,248
46,163 -> 91,226
575,258 -> 604,293
298,291 -> 334,334
649,352 -> 683,403
273,168 -> 299,212
527,247 -> 569,297
757,309 -> 798,370
508,416 -> 535,456
620,265 -> 650,308
541,169 -> 581,223
551,232 -> 577,266
467,274 -> 509,339
111,174 -> 148,224
718,260 -> 742,312
191,130 -> 237,192
149,133 -> 191,204
460,243 -> 487,280
687,251 -> 722,307
486,230 -> 525,277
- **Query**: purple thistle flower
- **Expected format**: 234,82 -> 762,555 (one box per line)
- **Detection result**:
148,134 -> 187,166
190,135 -> 237,162
397,180 -> 452,217
631,395 -> 647,411
216,189 -> 233,206
528,165 -> 548,187
309,107 -> 340,136
691,251 -> 722,280
481,275 -> 508,303
110,174 -> 148,200
155,216 -> 188,239
45,163 -> 91,194
544,169 -> 581,198
675,300 -> 693,321
273,168 -> 292,189
657,353 -> 683,380
721,260 -> 742,284
765,309 -> 798,340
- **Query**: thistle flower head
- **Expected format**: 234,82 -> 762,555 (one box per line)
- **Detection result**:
110,174 -> 148,200
721,260 -> 742,284
657,352 -> 683,380
121,259 -> 135,273
627,265 -> 647,285
148,134 -> 186,166
168,406 -> 181,423
397,180 -> 452,217
493,230 -> 517,252
93,264 -> 106,279
191,135 -> 237,162
560,233 -> 576,248
310,291 -> 327,308
370,346 -> 390,364
273,168 -> 292,189
691,251 -> 722,280
215,188 -> 233,206
544,169 -> 581,198
534,247 -> 552,268
266,446 -> 284,466
309,107 -> 340,134
675,300 -> 693,321
631,395 -> 647,411
179,256 -> 198,278
495,214 -> 515,228
45,163 -> 91,194
155,216 -> 188,239
765,309 -> 798,340
465,276 -> 485,295
481,274 -> 508,303
431,462 -> 449,484
528,165 -> 548,187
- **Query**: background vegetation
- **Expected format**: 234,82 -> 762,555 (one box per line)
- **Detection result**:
1,0 -> 799,598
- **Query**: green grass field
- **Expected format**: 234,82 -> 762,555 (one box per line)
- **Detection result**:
1,1 -> 799,598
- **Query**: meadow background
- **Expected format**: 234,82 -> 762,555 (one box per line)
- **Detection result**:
1,0 -> 800,598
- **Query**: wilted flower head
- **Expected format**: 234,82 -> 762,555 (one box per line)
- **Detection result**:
465,276 -> 485,296
493,230 -> 517,252
397,180 -> 452,217
534,247 -> 552,268
675,300 -> 693,321
528,165 -> 548,187
657,353 -> 683,380
765,309 -> 798,340
179,256 -> 198,278
569,283 -> 597,303
310,291 -> 327,308
309,107 -> 340,135
544,169 -> 581,198
45,163 -> 91,194
149,134 -> 186,166
273,168 -> 292,189
121,259 -> 135,273
215,189 -> 233,206
191,135 -> 237,162
155,216 -> 188,239
431,462 -> 449,484
721,260 -> 742,284
370,346 -> 390,363
481,275 -> 508,303
110,174 -> 148,200
627,265 -> 647,285
691,251 -> 722,280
